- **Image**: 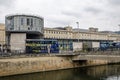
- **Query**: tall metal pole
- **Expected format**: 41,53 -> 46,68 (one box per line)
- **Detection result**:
118,24 -> 120,42
118,24 -> 120,54
76,22 -> 79,42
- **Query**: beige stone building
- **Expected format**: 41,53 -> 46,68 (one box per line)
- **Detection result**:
44,27 -> 73,39
0,23 -> 5,45
44,26 -> 120,51
44,26 -> 120,42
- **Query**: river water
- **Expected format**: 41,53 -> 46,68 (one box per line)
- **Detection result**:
0,64 -> 120,80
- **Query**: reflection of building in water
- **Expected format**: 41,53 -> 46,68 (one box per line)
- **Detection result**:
0,64 -> 120,80
0,69 -> 75,80
86,65 -> 120,77
87,65 -> 108,77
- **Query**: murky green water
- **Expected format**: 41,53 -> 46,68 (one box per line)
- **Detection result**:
0,64 -> 120,80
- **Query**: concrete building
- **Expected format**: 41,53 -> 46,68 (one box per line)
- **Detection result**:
44,26 -> 120,41
5,14 -> 44,52
44,26 -> 120,51
3,14 -> 120,52
0,23 -> 5,45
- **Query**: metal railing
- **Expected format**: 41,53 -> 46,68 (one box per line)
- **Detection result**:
0,47 -> 120,58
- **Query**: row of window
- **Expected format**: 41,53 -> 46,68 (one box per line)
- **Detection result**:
45,36 -> 108,40
75,34 -> 108,39
45,33 -> 109,39
45,30 -> 72,34
45,36 -> 72,39
45,34 -> 108,40
45,35 -> 117,40
45,30 -> 109,38
20,18 -> 42,26
74,37 -> 108,40
45,30 -> 108,38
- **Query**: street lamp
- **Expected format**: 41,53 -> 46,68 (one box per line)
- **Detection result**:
118,25 -> 120,42
76,22 -> 79,29
76,22 -> 79,42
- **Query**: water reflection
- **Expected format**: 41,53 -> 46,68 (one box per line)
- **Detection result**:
105,76 -> 120,80
0,64 -> 120,80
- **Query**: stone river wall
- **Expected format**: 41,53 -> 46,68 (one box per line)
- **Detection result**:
0,56 -> 108,76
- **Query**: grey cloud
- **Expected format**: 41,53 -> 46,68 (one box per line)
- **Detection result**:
0,0 -> 119,31
46,16 -> 72,26
84,7 -> 102,14
61,11 -> 82,18
108,0 -> 120,5
50,19 -> 72,25
0,0 -> 15,7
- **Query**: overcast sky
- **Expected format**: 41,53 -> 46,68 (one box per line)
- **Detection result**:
0,0 -> 120,31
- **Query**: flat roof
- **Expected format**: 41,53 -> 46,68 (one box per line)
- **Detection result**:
6,14 -> 44,19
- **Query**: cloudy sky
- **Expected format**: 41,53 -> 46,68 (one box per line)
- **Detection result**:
0,0 -> 120,31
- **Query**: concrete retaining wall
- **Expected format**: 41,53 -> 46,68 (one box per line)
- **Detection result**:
0,56 -> 108,76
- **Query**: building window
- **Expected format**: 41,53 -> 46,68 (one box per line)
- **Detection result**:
34,19 -> 36,27
21,18 -> 24,25
27,18 -> 30,26
31,19 -> 33,26
28,27 -> 30,30
39,19 -> 41,25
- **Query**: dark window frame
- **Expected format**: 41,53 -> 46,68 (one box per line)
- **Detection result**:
27,18 -> 30,26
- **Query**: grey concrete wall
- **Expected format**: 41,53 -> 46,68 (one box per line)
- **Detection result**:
0,56 -> 108,77
10,33 -> 26,53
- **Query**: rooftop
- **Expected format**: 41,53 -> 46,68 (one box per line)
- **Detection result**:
6,14 -> 44,19
73,28 -> 88,32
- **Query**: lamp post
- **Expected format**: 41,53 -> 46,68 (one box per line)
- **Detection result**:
118,25 -> 120,54
76,22 -> 79,42
118,24 -> 120,42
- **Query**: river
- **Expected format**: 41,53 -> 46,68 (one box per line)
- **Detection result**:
0,64 -> 120,80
